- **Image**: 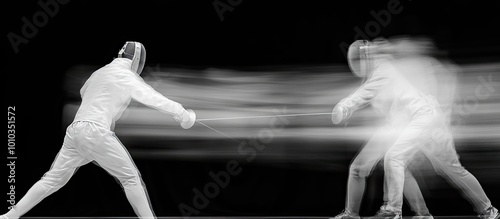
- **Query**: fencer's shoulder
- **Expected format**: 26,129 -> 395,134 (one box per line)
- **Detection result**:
101,58 -> 129,72
111,57 -> 133,68
416,56 -> 443,69
372,60 -> 397,77
375,61 -> 394,69
113,69 -> 142,84
103,59 -> 137,76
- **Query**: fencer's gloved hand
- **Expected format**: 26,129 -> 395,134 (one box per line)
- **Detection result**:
331,104 -> 346,125
175,109 -> 196,129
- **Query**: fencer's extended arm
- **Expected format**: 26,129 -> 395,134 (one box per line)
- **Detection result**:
122,73 -> 187,119
337,64 -> 391,118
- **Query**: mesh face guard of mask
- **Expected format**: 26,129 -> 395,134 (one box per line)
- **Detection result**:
347,40 -> 371,78
118,41 -> 146,74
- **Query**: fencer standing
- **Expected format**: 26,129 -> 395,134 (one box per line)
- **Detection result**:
332,39 -> 432,219
331,38 -> 498,219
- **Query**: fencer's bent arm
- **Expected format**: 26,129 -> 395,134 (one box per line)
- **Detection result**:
339,65 -> 390,114
123,73 -> 186,118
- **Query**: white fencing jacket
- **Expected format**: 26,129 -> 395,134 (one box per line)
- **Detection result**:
74,58 -> 186,130
339,58 -> 439,121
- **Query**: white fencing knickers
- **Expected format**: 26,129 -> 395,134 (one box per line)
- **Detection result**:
383,107 -> 492,214
4,121 -> 156,219
345,119 -> 430,216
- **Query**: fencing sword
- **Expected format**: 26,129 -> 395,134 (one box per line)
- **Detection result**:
196,112 -> 332,122
193,112 -> 335,142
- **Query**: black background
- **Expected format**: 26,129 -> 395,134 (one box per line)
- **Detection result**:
4,0 -> 500,217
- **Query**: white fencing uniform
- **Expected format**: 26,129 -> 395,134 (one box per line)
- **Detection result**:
338,57 -> 493,215
3,58 -> 187,219
338,59 -> 431,216
384,57 -> 492,214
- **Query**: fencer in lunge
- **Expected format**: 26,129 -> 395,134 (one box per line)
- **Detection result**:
331,38 -> 499,219
1,41 -> 196,219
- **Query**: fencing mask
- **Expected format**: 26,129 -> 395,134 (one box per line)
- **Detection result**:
347,40 -> 370,78
118,41 -> 146,74
347,39 -> 391,78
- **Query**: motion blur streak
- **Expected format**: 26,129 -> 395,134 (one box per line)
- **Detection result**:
62,63 -> 500,167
